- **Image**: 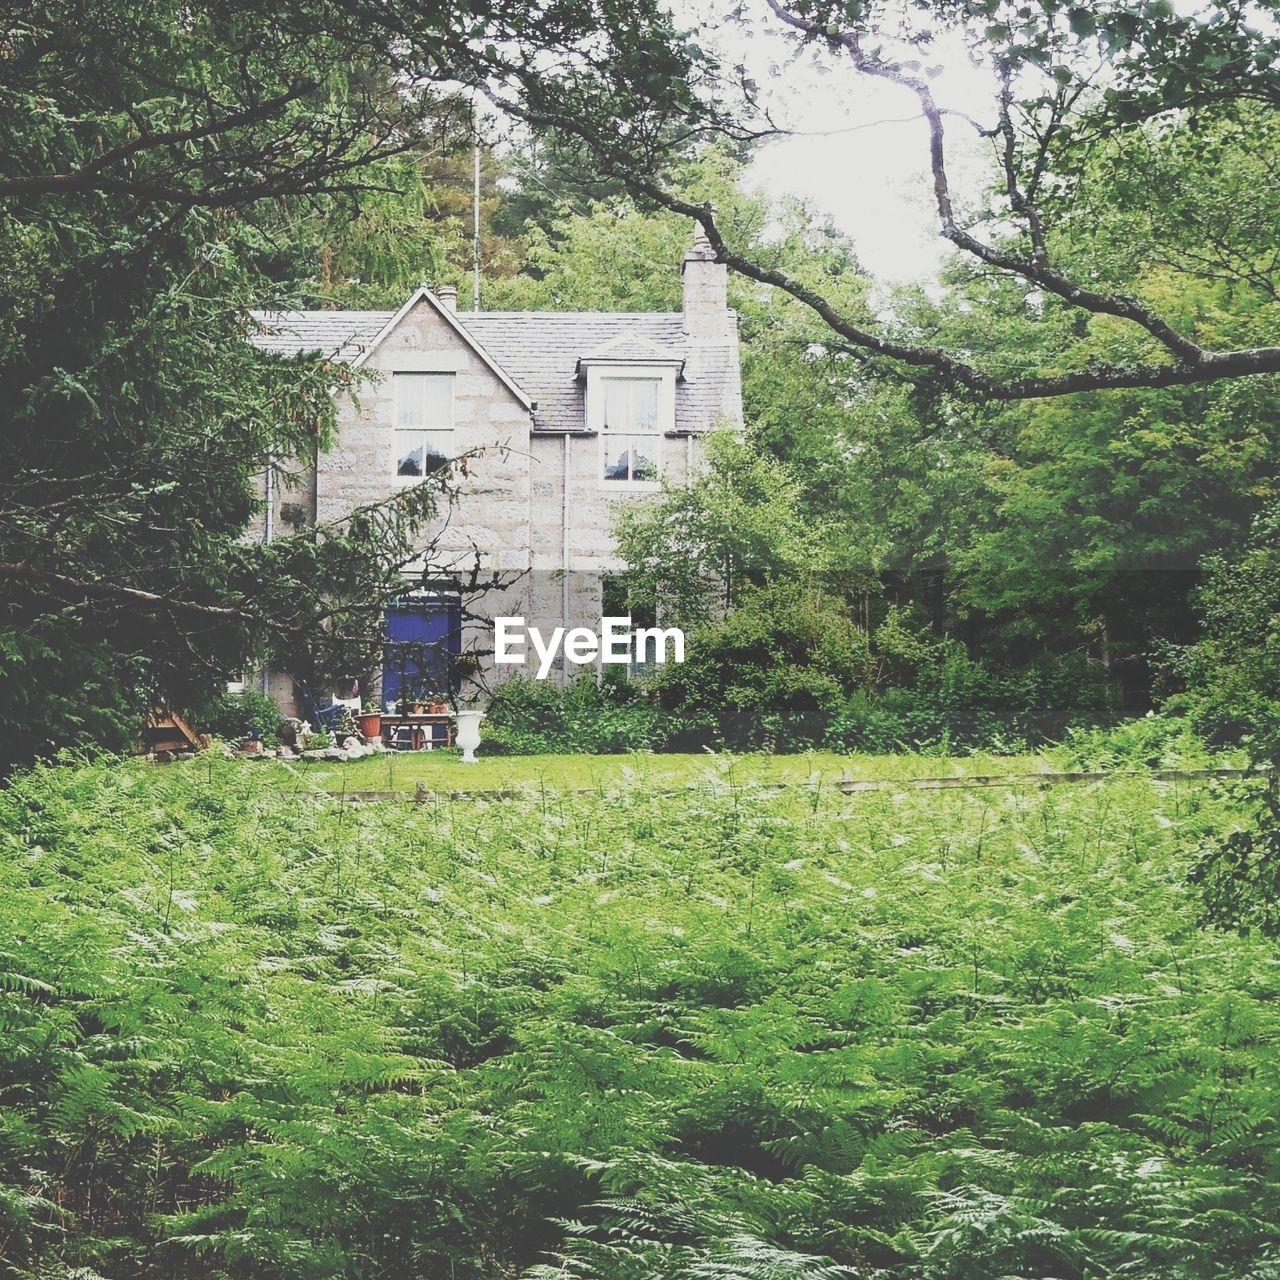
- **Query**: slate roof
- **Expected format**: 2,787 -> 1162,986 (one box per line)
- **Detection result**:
248,310 -> 390,363
249,305 -> 742,434
577,331 -> 686,367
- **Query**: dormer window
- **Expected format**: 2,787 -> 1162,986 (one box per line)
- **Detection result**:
394,372 -> 454,477
584,362 -> 677,487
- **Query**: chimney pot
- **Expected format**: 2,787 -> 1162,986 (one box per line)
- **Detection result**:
437,284 -> 458,313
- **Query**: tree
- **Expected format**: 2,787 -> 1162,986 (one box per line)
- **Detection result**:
1173,506 -> 1280,766
615,430 -> 851,626
1177,506 -> 1280,935
0,0 -> 573,767
479,0 -> 1280,400
488,128 -> 1280,717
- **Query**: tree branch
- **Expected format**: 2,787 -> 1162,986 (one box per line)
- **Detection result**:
0,562 -> 253,622
483,3 -> 1280,400
996,61 -> 1049,265
766,0 -> 1208,367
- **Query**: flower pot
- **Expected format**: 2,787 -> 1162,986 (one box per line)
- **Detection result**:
452,709 -> 484,763
428,701 -> 448,715
358,712 -> 382,739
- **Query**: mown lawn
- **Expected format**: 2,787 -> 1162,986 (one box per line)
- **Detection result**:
2,753 -> 1277,1279
264,747 -> 1065,793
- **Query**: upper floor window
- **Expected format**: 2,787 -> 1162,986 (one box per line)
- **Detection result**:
394,372 -> 454,477
600,376 -> 661,483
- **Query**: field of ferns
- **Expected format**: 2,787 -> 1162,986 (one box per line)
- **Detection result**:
2,753 -> 1278,1279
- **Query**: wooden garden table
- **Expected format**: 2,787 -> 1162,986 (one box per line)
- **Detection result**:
383,713 -> 455,751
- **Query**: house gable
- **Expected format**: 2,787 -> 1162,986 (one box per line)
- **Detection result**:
354,287 -> 532,412
576,332 -> 686,375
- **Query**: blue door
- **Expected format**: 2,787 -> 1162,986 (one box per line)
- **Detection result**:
382,599 -> 460,705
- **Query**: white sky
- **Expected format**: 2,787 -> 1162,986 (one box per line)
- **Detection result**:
695,6 -> 1003,283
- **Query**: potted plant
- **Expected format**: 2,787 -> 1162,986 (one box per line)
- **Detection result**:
358,700 -> 382,739
335,705 -> 357,741
427,690 -> 448,715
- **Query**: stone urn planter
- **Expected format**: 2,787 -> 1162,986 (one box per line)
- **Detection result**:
452,709 -> 484,763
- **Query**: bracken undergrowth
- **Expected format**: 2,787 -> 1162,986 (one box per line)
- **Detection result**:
1,753 -> 1277,1279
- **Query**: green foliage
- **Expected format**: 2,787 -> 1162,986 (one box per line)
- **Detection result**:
615,430 -> 856,626
0,0 -> 468,771
0,624 -> 150,761
1171,507 -> 1280,937
0,755 -> 1277,1278
484,674 -> 660,754
1171,505 -> 1280,767
334,704 -> 358,740
505,127 -> 1280,719
645,588 -> 1114,755
1190,782 -> 1280,938
1061,713 -> 1216,772
829,646 -> 1116,757
192,690 -> 286,746
654,581 -> 870,751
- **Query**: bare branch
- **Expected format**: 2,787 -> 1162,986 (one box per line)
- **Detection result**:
995,62 -> 1049,264
767,0 -> 1208,367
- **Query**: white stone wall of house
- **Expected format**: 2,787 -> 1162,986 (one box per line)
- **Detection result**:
319,299 -> 532,558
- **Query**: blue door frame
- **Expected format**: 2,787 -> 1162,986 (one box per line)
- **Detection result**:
382,598 -> 460,705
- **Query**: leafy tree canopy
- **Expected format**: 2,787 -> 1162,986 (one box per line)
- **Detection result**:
1,0 -> 677,767
488,0 -> 1280,398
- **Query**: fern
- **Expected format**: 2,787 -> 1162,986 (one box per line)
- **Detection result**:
0,755 -> 1278,1278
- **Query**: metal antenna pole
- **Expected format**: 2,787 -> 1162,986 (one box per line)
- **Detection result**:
472,141 -> 481,311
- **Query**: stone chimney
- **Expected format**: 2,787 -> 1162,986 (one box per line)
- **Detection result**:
436,284 -> 458,313
682,221 -> 729,338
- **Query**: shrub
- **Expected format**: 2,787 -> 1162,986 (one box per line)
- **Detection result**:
191,689 -> 284,746
1061,712 -> 1212,771
0,623 -> 149,771
827,642 -> 1117,755
1189,784 -> 1280,936
1170,506 -> 1280,765
654,582 -> 871,751
484,673 -> 660,754
1169,513 -> 1280,935
654,590 -> 1118,756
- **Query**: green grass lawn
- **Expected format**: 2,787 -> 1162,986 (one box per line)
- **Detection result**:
260,746 -> 1065,793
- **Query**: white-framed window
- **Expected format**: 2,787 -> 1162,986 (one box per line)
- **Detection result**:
600,376 -> 662,483
393,372 -> 455,477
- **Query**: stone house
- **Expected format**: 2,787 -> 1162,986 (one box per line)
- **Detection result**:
249,226 -> 742,713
